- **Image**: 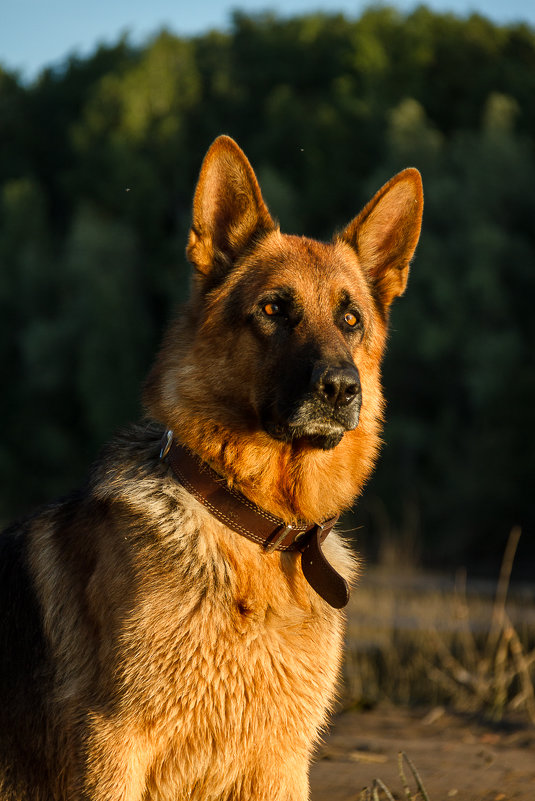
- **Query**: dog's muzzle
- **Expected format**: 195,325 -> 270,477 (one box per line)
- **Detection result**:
263,362 -> 362,449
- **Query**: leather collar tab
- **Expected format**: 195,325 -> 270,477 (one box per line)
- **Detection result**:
162,431 -> 349,608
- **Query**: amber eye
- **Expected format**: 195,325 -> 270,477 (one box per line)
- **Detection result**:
344,311 -> 359,327
263,302 -> 280,316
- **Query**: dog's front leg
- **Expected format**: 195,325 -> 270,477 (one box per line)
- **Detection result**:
227,755 -> 310,801
65,722 -> 151,801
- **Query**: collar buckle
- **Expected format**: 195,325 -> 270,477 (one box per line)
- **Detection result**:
263,523 -> 295,553
316,515 -> 339,543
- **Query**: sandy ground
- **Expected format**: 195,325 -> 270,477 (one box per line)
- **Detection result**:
310,706 -> 535,801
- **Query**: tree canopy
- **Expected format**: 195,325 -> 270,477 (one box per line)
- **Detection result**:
1,6 -> 534,572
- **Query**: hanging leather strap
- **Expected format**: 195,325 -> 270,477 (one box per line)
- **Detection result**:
161,431 -> 349,608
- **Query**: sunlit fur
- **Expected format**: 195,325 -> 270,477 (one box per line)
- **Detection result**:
0,136 -> 422,800
17,425 -> 350,800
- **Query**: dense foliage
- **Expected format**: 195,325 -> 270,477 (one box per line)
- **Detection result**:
1,6 -> 534,570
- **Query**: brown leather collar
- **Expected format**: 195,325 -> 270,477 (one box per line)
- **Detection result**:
160,430 -> 349,608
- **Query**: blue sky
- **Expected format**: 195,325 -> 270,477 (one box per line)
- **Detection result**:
2,0 -> 534,81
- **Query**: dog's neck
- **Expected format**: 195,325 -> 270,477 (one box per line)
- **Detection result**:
166,412 -> 381,524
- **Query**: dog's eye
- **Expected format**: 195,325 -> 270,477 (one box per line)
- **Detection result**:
263,302 -> 280,317
344,311 -> 360,328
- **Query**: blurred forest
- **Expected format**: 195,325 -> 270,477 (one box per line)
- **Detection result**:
1,6 -> 534,573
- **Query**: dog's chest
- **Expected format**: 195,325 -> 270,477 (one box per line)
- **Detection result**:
121,547 -> 344,798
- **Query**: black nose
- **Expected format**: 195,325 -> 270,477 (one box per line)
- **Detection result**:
311,363 -> 361,408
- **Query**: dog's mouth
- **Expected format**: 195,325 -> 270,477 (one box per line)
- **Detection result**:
265,420 -> 346,451
263,400 -> 361,451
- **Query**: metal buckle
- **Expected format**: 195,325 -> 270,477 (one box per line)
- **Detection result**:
159,429 -> 173,460
316,515 -> 339,543
263,523 -> 295,553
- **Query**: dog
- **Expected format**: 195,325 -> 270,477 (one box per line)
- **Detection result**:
0,136 -> 422,800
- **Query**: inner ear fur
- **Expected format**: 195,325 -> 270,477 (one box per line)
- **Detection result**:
186,136 -> 276,277
339,168 -> 423,311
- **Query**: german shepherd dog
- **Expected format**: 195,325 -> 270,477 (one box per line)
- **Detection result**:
0,136 -> 422,800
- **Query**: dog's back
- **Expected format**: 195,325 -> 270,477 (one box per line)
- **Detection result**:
0,520 -> 50,798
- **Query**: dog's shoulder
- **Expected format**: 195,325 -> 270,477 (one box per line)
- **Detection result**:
88,421 -> 202,545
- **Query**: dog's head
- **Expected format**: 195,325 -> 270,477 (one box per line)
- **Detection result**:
144,136 -> 422,513
175,137 -> 421,447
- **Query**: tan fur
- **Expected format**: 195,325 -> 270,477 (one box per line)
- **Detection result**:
24,428 -> 352,800
0,136 -> 422,800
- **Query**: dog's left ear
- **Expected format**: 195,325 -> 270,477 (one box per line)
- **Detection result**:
339,168 -> 423,311
186,136 -> 276,278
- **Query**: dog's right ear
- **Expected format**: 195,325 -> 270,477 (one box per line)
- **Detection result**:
186,136 -> 276,278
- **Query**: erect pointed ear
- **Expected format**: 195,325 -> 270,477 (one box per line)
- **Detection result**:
339,168 -> 423,312
186,136 -> 276,277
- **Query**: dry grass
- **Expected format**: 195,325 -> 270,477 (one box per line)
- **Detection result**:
358,752 -> 431,801
343,528 -> 535,723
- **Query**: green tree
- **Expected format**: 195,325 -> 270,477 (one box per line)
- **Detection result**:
1,7 -> 534,568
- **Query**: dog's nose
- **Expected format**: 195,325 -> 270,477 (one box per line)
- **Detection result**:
311,363 -> 361,408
